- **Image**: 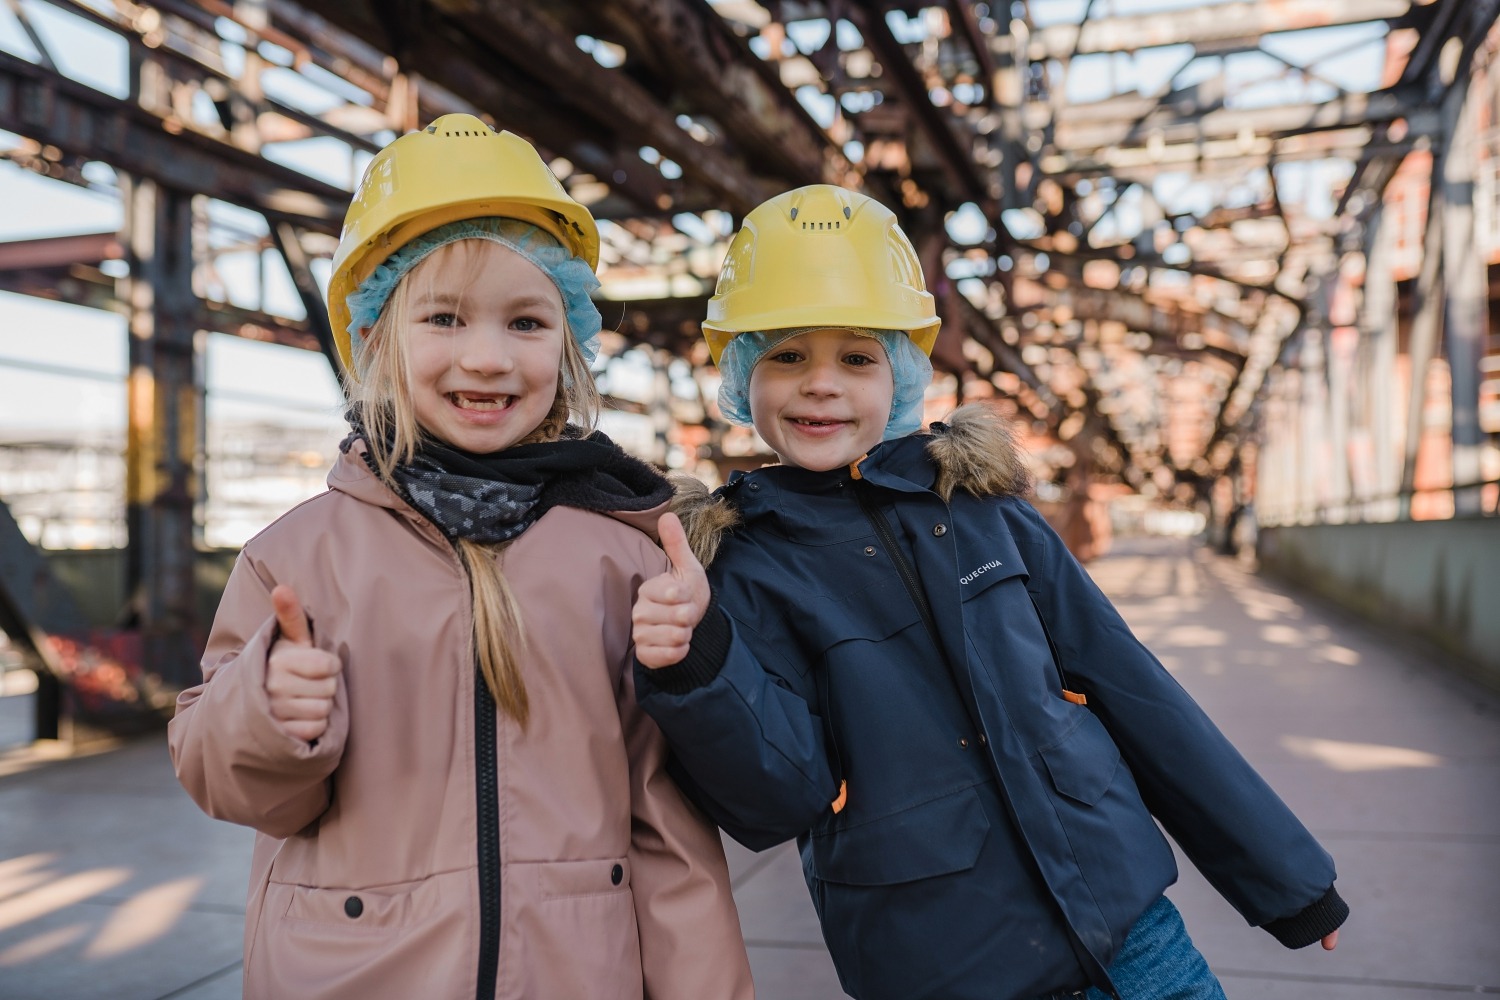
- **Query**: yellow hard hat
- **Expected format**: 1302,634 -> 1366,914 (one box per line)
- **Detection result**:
327,114 -> 599,373
702,185 -> 940,364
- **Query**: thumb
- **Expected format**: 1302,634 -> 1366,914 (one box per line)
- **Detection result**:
658,512 -> 703,582
271,584 -> 312,646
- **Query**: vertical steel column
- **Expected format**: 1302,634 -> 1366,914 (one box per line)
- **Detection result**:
1400,146 -> 1449,520
122,175 -> 201,689
1360,205 -> 1400,520
1442,79 -> 1488,516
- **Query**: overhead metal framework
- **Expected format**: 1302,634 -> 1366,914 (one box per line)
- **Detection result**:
0,0 -> 1497,728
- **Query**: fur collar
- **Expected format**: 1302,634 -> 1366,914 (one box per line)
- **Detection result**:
672,404 -> 1032,567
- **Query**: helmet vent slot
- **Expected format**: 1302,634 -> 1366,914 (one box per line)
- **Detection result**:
800,220 -> 841,231
440,129 -> 488,137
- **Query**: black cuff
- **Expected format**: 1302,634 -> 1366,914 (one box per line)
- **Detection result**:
639,592 -> 731,695
1262,885 -> 1349,949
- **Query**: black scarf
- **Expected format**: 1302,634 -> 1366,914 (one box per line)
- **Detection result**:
341,415 -> 673,545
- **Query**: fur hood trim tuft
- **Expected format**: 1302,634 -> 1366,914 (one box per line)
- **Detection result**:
671,405 -> 1031,567
926,404 -> 1033,503
669,473 -> 741,568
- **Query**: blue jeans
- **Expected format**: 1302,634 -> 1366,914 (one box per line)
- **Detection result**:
1037,896 -> 1227,1000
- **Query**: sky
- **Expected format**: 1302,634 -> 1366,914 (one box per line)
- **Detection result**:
0,0 -> 1395,542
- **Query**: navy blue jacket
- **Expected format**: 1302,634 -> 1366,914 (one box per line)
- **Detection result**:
636,410 -> 1346,1000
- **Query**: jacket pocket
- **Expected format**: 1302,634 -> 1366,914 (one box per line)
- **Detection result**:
1038,714 -> 1121,806
537,856 -> 631,899
280,876 -> 439,928
506,858 -> 642,1000
811,783 -> 989,886
780,576 -> 922,675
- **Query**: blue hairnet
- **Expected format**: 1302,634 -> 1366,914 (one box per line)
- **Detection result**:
344,218 -> 601,377
717,327 -> 933,440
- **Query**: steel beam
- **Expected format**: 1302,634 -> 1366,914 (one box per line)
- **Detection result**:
267,221 -> 343,378
1050,130 -> 1421,181
122,177 -> 201,689
1441,84 -> 1488,515
853,3 -> 996,208
0,51 -> 347,233
0,232 -> 123,271
1048,89 -> 1438,155
592,0 -> 840,186
423,0 -> 775,214
1028,0 -> 1411,59
1027,284 -> 1251,363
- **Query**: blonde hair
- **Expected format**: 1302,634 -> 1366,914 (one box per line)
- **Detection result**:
347,240 -> 602,724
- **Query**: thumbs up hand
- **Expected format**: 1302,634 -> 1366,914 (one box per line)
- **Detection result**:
265,584 -> 343,742
633,513 -> 711,669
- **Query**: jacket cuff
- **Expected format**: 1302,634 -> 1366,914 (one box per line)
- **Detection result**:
640,592 -> 731,695
1261,885 -> 1349,949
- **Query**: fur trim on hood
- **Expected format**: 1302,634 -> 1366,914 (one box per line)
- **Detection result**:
672,404 -> 1032,567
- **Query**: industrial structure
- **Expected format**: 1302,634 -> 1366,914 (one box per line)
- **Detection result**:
0,0 -> 1497,743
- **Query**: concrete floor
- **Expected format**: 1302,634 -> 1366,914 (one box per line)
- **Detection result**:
0,536 -> 1496,999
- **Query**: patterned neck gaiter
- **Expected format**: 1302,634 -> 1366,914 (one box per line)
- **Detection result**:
342,412 -> 672,546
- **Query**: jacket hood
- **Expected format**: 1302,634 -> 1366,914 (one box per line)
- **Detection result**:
674,404 -> 1031,567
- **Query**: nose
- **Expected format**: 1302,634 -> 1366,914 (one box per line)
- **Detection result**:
455,325 -> 514,375
799,356 -> 844,397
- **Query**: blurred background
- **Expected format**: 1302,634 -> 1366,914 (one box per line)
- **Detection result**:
0,2 -> 1496,998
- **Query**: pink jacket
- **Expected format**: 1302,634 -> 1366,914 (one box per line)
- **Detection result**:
169,444 -> 754,1000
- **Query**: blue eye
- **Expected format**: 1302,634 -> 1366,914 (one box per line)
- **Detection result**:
512,317 -> 540,332
770,350 -> 802,364
426,312 -> 459,328
845,353 -> 877,366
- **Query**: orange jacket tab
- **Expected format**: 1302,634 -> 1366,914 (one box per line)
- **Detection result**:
1062,689 -> 1088,706
848,456 -> 868,480
831,779 -> 849,813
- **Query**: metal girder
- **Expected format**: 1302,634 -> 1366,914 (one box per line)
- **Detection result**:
0,51 -> 347,233
1029,0 -> 1411,59
947,0 -> 1000,107
852,3 -> 997,209
267,221 -> 343,378
1025,285 -> 1250,365
424,0 -> 775,214
586,0 -> 841,186
122,176 -> 201,690
1048,88 -> 1437,155
1047,127 -> 1419,180
0,232 -> 123,271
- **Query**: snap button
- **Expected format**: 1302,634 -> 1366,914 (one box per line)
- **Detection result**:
748,482 -> 760,491
611,864 -> 624,886
344,896 -> 363,918
864,546 -> 876,556
933,523 -> 948,536
958,737 -> 970,748
977,733 -> 988,746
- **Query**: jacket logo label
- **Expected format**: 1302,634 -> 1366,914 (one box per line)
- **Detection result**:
959,560 -> 1002,585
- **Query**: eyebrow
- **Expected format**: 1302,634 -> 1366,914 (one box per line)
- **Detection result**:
409,292 -> 561,313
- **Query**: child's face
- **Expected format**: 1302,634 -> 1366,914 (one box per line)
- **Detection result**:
404,241 -> 565,454
748,329 -> 893,472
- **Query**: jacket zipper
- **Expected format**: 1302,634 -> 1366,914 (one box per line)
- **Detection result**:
474,661 -> 501,1000
853,482 -> 941,643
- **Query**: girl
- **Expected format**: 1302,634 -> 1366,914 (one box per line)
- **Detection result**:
169,115 -> 755,1000
631,184 -> 1346,1000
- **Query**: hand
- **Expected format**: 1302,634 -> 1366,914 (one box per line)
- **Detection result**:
1321,930 -> 1339,951
265,585 -> 342,742
633,513 -> 710,668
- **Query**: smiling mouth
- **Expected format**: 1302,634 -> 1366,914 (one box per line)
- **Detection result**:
789,417 -> 846,427
448,392 -> 513,411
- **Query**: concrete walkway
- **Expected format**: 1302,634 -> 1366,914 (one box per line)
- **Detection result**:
0,537 -> 1496,999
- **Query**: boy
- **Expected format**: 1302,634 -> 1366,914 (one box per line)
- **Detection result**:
630,184 -> 1346,1000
